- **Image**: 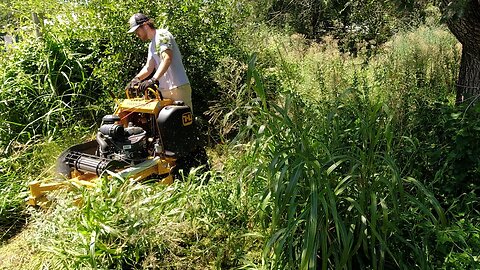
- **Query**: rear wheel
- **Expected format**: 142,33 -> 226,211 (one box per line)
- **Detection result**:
172,147 -> 210,180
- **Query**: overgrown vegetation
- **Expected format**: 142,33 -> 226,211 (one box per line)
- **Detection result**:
1,0 -> 479,269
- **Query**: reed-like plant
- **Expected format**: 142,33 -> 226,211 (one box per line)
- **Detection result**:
237,55 -> 448,269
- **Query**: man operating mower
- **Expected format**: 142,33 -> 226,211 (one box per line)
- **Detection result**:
127,13 -> 193,111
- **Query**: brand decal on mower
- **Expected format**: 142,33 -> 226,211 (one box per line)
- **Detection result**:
182,112 -> 193,126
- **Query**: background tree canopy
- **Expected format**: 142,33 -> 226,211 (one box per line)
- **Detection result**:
256,0 -> 480,102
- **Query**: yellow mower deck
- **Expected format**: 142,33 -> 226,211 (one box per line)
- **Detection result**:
27,156 -> 175,207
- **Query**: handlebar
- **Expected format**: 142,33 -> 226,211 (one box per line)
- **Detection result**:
125,85 -> 163,100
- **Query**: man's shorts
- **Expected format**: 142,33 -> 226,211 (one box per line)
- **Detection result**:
160,84 -> 193,112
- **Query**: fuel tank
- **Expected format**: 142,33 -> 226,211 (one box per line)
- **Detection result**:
157,105 -> 197,157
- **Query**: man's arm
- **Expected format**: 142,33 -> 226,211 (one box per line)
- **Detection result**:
151,49 -> 172,82
135,57 -> 156,80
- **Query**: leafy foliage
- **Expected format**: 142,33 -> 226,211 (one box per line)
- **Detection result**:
161,0 -> 242,113
248,0 -> 432,54
0,33 -> 107,151
0,0 -> 242,152
407,102 -> 480,197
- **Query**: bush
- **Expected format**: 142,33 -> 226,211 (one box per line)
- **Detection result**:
406,102 -> 480,198
0,34 -> 107,151
0,0 -> 244,151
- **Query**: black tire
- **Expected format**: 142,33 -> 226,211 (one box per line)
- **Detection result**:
172,147 -> 210,181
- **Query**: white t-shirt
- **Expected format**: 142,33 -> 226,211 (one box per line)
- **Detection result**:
147,29 -> 190,90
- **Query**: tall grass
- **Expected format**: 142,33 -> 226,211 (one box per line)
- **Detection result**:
229,25 -> 465,268
0,34 -> 108,153
0,132 -> 89,244
238,25 -> 459,106
19,158 -> 264,269
0,32 -> 107,242
244,85 -> 446,269
0,171 -> 26,243
33,178 -> 187,269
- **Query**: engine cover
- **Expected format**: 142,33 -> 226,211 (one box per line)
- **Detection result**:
110,131 -> 147,162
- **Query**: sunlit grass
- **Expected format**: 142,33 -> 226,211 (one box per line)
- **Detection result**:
240,24 -> 459,107
0,131 -> 91,244
15,161 -> 263,269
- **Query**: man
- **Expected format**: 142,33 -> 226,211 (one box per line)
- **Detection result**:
127,13 -> 193,110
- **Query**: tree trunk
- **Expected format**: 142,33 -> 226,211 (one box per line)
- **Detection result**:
455,47 -> 480,104
309,0 -> 322,39
446,0 -> 480,104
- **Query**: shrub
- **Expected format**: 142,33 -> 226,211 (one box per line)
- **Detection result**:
0,0 -> 244,151
406,102 -> 480,198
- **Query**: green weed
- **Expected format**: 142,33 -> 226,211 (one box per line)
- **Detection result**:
25,158 -> 263,269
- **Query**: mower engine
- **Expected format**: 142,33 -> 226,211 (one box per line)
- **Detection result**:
96,115 -> 148,164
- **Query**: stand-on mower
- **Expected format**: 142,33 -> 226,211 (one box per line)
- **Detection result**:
27,86 -> 208,207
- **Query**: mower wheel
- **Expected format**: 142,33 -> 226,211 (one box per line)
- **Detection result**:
173,147 -> 210,180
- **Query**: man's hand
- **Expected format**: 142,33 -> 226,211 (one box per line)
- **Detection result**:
138,78 -> 159,92
127,77 -> 141,89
